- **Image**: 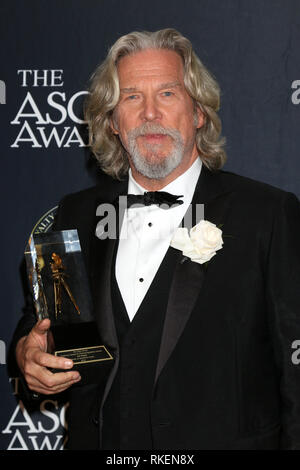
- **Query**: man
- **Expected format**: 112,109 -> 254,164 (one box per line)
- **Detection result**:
14,28 -> 300,450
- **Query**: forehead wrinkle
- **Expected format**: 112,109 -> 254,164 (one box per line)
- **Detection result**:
120,81 -> 182,94
118,48 -> 184,78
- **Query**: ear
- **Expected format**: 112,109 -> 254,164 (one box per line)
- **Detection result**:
194,104 -> 205,130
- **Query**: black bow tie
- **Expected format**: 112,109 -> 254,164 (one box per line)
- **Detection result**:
126,191 -> 184,209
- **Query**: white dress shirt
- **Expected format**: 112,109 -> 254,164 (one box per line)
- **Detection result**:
115,157 -> 202,321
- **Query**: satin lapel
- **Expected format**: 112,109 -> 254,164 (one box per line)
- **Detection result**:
155,166 -> 235,383
91,237 -> 119,351
90,178 -> 128,353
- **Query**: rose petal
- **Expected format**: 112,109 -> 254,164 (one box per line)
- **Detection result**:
170,228 -> 193,252
192,252 -> 216,264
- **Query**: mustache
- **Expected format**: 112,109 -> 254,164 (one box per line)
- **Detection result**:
127,123 -> 182,141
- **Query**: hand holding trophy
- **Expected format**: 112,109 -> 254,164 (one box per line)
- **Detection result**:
15,317 -> 82,396
23,229 -> 113,389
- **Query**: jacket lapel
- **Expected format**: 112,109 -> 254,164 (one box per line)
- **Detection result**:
155,165 -> 235,383
90,178 -> 128,354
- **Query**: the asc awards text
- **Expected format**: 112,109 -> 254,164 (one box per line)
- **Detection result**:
10,69 -> 88,149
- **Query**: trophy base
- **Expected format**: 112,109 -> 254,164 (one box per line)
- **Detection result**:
50,322 -> 114,385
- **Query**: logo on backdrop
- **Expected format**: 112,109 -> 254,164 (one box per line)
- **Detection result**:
10,69 -> 89,148
291,80 -> 300,105
31,206 -> 58,235
0,80 -> 6,104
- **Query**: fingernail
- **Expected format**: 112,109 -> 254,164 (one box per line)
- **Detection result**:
65,360 -> 73,368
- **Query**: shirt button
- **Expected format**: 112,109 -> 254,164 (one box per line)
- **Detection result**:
148,222 -> 153,227
139,278 -> 144,282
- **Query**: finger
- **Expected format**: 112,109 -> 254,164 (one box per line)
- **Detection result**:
26,366 -> 81,391
42,368 -> 81,388
27,375 -> 81,395
33,350 -> 74,370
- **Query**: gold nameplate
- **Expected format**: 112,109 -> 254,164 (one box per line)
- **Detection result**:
55,345 -> 113,365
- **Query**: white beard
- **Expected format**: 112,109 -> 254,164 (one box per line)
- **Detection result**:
126,122 -> 185,180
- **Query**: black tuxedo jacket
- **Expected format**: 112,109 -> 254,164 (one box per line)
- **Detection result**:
15,165 -> 300,450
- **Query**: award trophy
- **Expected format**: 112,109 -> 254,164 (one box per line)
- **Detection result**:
25,229 -> 113,385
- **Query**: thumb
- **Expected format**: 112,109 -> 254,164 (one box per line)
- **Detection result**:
29,318 -> 51,351
24,318 -> 51,353
32,318 -> 51,337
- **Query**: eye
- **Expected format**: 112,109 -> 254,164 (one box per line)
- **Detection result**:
127,94 -> 138,100
162,91 -> 174,97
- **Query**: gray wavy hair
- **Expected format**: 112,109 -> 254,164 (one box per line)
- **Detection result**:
84,28 -> 226,179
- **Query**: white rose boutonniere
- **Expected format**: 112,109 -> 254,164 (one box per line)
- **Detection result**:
170,220 -> 223,264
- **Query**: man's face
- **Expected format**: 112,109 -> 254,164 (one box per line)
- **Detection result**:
111,48 -> 204,180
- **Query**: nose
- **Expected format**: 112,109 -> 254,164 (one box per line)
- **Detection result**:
140,95 -> 162,122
